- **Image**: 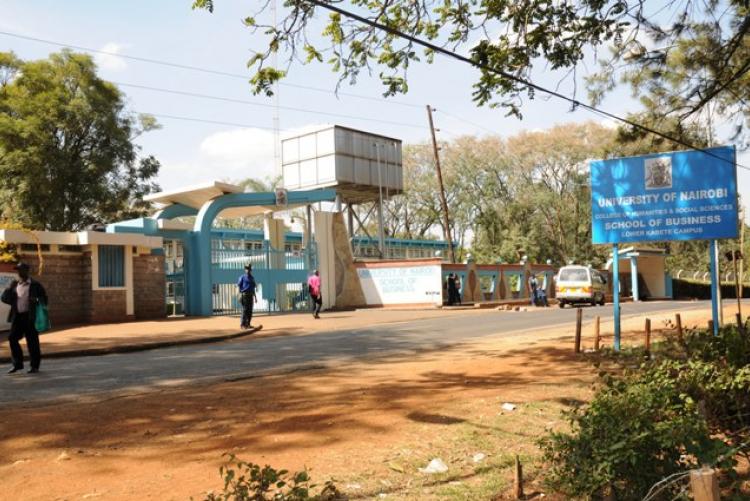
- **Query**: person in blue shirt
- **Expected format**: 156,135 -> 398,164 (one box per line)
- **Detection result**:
237,264 -> 258,329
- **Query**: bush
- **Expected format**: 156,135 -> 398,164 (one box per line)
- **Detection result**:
672,278 -> 750,300
203,455 -> 345,501
539,325 -> 750,500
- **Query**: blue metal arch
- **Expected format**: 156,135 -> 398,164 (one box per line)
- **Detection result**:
189,189 -> 337,316
154,203 -> 198,220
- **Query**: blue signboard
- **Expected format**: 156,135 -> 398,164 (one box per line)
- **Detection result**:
591,146 -> 738,244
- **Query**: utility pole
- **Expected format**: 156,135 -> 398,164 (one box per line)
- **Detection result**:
426,105 -> 456,263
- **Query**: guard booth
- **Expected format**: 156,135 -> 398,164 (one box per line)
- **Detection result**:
108,181 -> 336,316
605,246 -> 673,300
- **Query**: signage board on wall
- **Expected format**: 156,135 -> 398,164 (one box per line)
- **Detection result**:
590,146 -> 738,244
357,264 -> 442,306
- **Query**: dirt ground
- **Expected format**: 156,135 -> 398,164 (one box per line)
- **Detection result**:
0,307 -> 725,500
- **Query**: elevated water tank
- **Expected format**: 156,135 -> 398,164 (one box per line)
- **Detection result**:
281,125 -> 403,203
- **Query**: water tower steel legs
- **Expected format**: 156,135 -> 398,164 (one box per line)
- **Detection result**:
376,145 -> 386,258
348,205 -> 354,236
334,193 -> 342,212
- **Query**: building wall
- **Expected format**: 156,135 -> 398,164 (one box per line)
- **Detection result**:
20,253 -> 88,326
14,248 -> 166,326
89,289 -> 128,323
355,259 -> 443,307
134,254 -> 166,319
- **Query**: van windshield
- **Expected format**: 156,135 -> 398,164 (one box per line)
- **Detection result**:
559,268 -> 589,282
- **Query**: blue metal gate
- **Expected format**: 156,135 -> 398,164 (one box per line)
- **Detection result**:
210,240 -> 317,315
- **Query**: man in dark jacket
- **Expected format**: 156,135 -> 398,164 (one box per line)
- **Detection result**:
2,262 -> 47,374
237,264 -> 257,329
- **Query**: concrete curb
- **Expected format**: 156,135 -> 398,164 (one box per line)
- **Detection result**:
0,325 -> 263,364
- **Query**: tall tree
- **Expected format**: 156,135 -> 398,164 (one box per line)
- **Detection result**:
0,50 -> 161,231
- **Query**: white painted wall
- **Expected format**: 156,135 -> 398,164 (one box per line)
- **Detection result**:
357,264 -> 442,306
314,211 -> 336,309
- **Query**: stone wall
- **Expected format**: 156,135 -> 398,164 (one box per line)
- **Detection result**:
330,212 -> 366,308
20,253 -> 88,326
15,249 -> 166,326
89,289 -> 129,323
133,254 -> 166,319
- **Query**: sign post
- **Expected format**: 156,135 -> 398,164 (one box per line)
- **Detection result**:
591,146 -> 738,349
612,243 -> 621,351
709,240 -> 720,335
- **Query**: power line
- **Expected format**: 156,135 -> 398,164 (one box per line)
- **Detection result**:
113,81 -> 428,129
0,30 -> 423,109
435,109 -> 496,135
141,112 -> 276,129
301,0 -> 750,171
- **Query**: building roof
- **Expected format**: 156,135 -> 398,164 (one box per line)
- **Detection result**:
0,229 -> 162,248
146,181 -> 326,218
145,181 -> 244,210
613,246 -> 667,257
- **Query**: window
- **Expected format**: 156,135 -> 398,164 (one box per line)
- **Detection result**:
559,268 -> 589,282
58,245 -> 82,253
21,244 -> 50,252
98,245 -> 125,287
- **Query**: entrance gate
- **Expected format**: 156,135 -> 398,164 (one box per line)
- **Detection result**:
210,241 -> 317,315
164,239 -> 186,316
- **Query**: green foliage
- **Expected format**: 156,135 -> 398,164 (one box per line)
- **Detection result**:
0,50 -> 160,231
194,2 -> 749,131
203,455 -> 343,501
540,326 -> 750,500
384,122 -> 617,266
0,220 -> 44,271
0,240 -> 19,263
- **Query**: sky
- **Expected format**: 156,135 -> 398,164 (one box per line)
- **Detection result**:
1,0 -> 749,205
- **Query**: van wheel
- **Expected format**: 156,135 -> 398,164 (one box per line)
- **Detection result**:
599,295 -> 606,306
558,301 -> 565,309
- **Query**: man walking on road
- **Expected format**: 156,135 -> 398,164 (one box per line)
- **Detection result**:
2,263 -> 47,374
307,270 -> 322,319
237,264 -> 257,329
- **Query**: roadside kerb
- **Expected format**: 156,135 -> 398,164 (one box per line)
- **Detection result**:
0,325 -> 264,364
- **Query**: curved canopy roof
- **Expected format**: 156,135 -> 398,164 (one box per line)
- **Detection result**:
145,181 -> 335,219
144,181 -> 243,210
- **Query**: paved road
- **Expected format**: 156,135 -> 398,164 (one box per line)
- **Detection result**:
0,300 -> 725,404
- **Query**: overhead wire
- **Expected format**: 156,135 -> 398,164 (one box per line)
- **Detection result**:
112,81 -> 428,129
1,29 -> 470,136
301,0 -> 750,172
3,23 -> 745,168
141,112 -> 277,129
0,30 -> 423,108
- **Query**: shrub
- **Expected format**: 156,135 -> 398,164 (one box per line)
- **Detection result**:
539,325 -> 750,500
0,220 -> 44,273
203,455 -> 345,501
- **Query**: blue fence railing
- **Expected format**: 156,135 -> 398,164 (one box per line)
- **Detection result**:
209,240 -> 318,316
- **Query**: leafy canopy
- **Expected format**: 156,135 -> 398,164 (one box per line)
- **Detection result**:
0,50 -> 161,231
193,1 -> 750,127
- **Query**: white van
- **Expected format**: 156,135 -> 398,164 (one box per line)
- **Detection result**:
555,265 -> 607,308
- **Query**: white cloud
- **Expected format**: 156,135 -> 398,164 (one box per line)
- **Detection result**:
200,127 -> 277,180
156,124 -> 330,191
96,42 -> 129,72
